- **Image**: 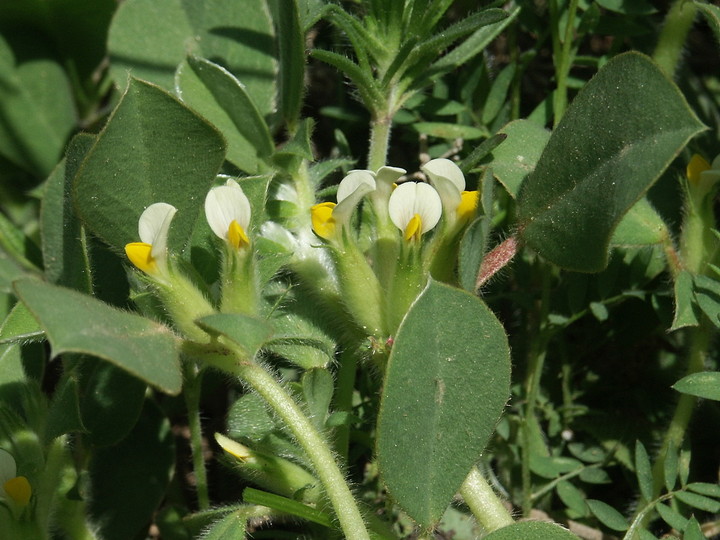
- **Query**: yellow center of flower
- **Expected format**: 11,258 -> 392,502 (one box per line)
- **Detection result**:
687,154 -> 710,185
311,202 -> 337,239
124,242 -> 157,274
227,219 -> 250,249
404,214 -> 422,241
4,476 -> 31,507
458,190 -> 479,222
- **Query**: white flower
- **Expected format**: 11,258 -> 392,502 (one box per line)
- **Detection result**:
388,182 -> 442,241
421,158 -> 465,217
205,179 -> 252,249
125,202 -> 177,275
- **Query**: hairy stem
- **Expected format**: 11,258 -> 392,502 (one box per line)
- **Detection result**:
184,366 -> 210,510
230,355 -> 371,540
460,467 -> 514,532
653,0 -> 698,78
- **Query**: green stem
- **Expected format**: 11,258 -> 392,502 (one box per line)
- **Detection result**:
521,265 -> 552,515
650,323 -> 711,496
653,0 -> 698,78
230,355 -> 371,540
460,467 -> 514,532
552,0 -> 579,127
368,114 -> 392,172
184,366 -> 210,510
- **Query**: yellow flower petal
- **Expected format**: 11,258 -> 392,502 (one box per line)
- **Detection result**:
4,476 -> 31,507
311,202 -> 337,239
124,242 -> 157,274
687,154 -> 710,185
227,219 -> 250,249
404,214 -> 422,241
458,191 -> 479,223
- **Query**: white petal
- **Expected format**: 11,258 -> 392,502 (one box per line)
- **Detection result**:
388,182 -> 442,233
0,448 -> 16,485
422,158 -> 465,192
205,182 -> 252,240
374,166 -> 406,187
337,170 -> 376,203
138,202 -> 177,264
333,181 -> 375,225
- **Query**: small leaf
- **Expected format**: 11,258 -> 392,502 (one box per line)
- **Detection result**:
673,371 -> 720,401
579,467 -> 611,484
242,487 -> 333,528
482,521 -> 580,540
611,198 -> 667,246
0,302 -> 43,345
556,481 -> 588,517
655,502 -> 687,531
635,440 -> 653,502
686,482 -> 720,498
458,217 -> 488,292
14,278 -> 182,394
517,52 -> 706,272
693,274 -> 720,327
671,271 -> 700,330
196,313 -> 273,358
586,499 -> 629,531
696,2 -> 720,47
683,517 -> 704,540
412,122 -> 488,140
302,368 -> 334,431
482,64 -> 516,124
376,280 -> 511,527
199,510 -> 246,540
674,490 -> 720,513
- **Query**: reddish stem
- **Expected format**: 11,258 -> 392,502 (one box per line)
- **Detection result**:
476,235 -> 519,290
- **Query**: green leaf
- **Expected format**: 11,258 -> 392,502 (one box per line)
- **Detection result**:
586,499 -> 629,531
635,440 -> 653,502
674,490 -> 720,513
459,218 -> 487,292
671,271 -> 700,330
693,274 -> 720,327
302,368 -> 333,431
88,401 -> 175,540
376,280 -> 511,527
44,375 -> 85,442
556,481 -> 588,517
13,278 -> 182,395
242,487 -> 333,528
482,521 -> 580,540
596,0 -> 656,14
530,455 -> 583,479
673,371 -> 720,401
686,482 -> 720,498
267,0 -> 305,131
696,2 -> 720,48
412,122 -> 488,140
73,78 -> 226,255
488,120 -> 550,198
195,313 -> 274,358
41,134 -> 95,292
0,35 -> 76,177
176,56 -> 274,173
0,301 -> 43,345
482,64 -> 516,124
79,360 -> 146,446
517,52 -> 706,272
655,502 -> 687,531
227,393 -> 276,442
611,198 -> 668,246
108,0 -> 277,118
684,517 -> 704,540
199,510 -> 247,540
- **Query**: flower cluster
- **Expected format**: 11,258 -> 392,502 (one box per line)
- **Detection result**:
310,158 -> 477,244
124,179 -> 252,279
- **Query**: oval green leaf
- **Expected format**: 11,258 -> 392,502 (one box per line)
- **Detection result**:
483,521 -> 580,540
13,278 -> 182,395
376,280 -> 511,527
673,371 -> 720,401
517,52 -> 706,272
